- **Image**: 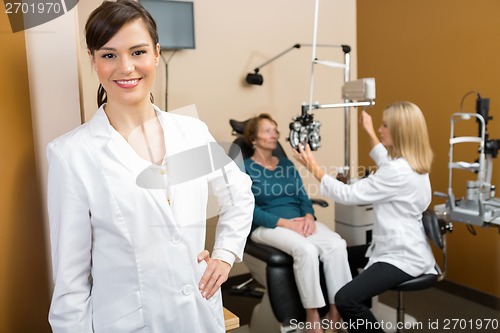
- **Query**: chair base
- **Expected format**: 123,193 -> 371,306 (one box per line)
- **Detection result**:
248,289 -> 282,333
371,296 -> 418,333
244,251 -> 330,332
243,253 -> 268,288
245,253 -> 281,333
245,254 -> 301,333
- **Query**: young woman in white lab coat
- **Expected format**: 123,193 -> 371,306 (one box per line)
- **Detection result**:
46,1 -> 254,332
295,102 -> 436,332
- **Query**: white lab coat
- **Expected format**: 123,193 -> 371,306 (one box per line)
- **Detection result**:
320,143 -> 436,277
47,105 -> 254,333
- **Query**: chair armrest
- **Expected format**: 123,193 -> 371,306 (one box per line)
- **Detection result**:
311,198 -> 329,208
245,238 -> 293,266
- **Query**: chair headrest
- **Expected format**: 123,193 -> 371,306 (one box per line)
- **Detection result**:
229,118 -> 288,160
422,209 -> 444,249
229,119 -> 250,135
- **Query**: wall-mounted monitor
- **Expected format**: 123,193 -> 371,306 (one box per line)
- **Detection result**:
140,0 -> 195,50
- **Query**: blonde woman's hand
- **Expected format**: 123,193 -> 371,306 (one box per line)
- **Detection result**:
293,143 -> 325,181
197,250 -> 231,299
360,110 -> 380,147
293,142 -> 316,169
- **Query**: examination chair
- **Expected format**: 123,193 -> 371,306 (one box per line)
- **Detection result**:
228,119 -> 330,333
389,209 -> 452,333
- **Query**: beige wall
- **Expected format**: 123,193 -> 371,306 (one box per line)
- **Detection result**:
357,0 -> 500,297
77,0 -> 357,275
23,2 -> 82,304
25,0 -> 82,265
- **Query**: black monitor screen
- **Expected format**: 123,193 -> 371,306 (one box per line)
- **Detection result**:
141,0 -> 195,50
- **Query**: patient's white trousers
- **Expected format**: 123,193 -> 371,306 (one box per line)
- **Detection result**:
251,222 -> 352,308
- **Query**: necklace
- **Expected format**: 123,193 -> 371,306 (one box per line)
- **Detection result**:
253,155 -> 278,170
141,121 -> 170,205
141,123 -> 157,164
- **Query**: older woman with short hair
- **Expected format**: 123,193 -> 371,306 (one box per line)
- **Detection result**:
244,113 -> 352,333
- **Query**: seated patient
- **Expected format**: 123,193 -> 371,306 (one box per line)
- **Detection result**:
243,113 -> 352,333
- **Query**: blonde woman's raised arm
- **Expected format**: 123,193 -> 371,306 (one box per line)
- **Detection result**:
360,110 -> 380,149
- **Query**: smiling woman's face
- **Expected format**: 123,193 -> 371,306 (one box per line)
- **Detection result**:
90,18 -> 160,107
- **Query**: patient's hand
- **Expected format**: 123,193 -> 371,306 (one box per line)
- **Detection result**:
197,250 -> 231,300
278,215 -> 316,237
303,213 -> 317,236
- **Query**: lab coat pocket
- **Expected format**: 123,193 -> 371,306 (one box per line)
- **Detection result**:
205,289 -> 225,331
93,290 -> 145,333
196,260 -> 225,331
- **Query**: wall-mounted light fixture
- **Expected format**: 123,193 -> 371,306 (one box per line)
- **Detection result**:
245,43 -> 349,85
245,44 -> 301,85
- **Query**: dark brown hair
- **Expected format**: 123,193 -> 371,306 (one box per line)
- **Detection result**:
243,113 -> 279,146
85,0 -> 159,107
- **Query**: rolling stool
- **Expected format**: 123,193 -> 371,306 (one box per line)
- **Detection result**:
390,209 -> 452,333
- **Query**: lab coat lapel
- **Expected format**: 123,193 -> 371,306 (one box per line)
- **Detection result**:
156,108 -> 184,212
156,107 -> 204,224
87,107 -> 148,176
87,107 -> 178,229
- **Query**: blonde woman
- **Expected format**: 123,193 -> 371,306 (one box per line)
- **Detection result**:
295,102 -> 436,332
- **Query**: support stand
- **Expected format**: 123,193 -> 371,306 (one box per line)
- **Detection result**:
290,0 -> 375,181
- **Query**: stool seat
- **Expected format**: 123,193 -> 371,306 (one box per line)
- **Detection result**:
392,274 -> 438,292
